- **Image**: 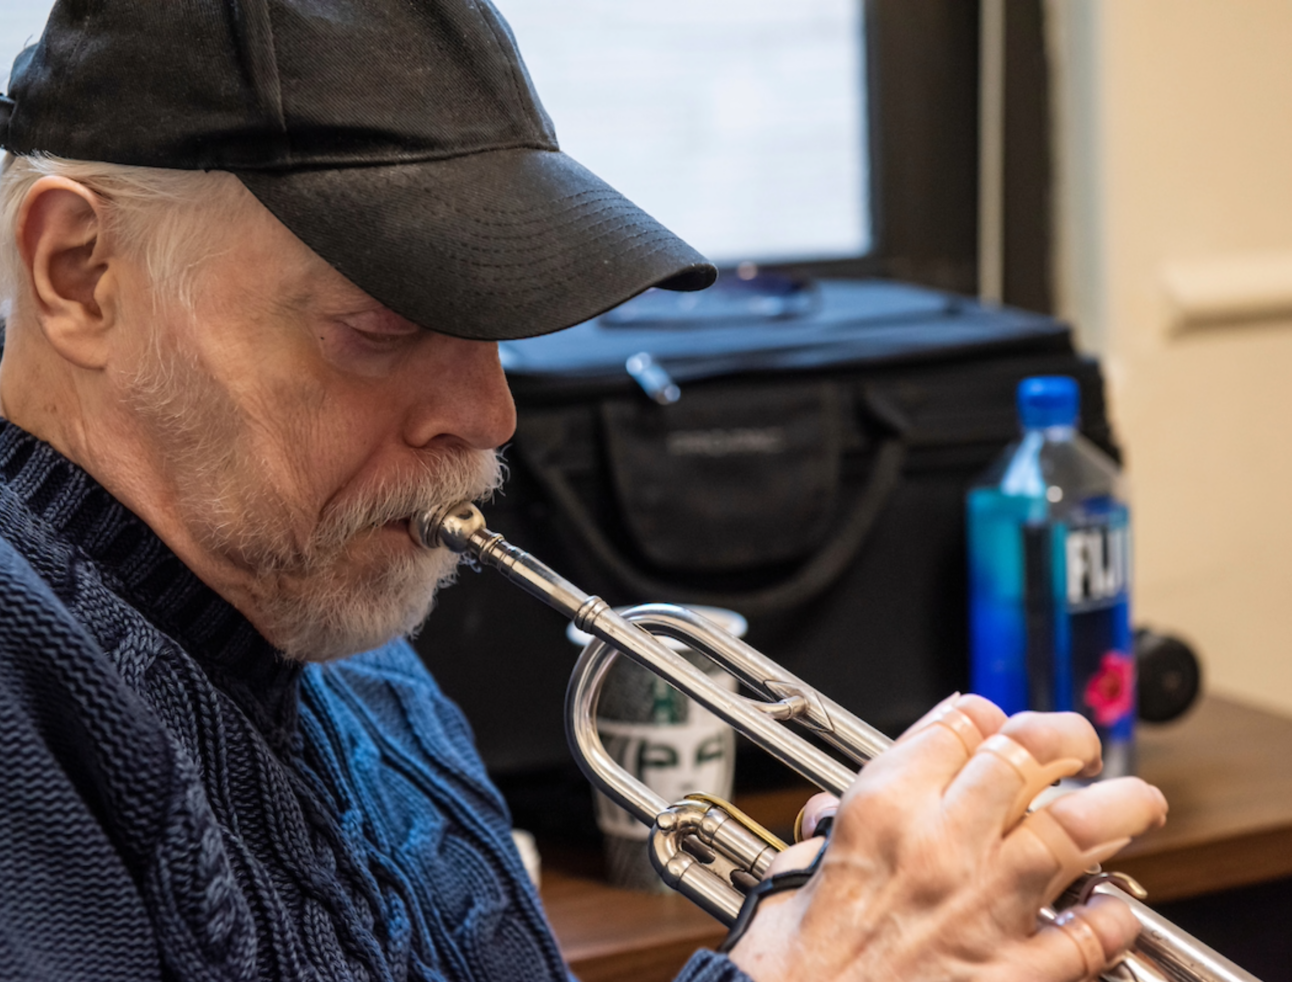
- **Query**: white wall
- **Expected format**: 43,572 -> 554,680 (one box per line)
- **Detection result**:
1050,0 -> 1292,713
0,1 -> 51,77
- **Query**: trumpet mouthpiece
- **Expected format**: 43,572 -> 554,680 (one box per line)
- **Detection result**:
411,501 -> 487,554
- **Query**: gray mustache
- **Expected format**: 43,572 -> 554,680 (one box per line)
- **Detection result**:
316,449 -> 503,550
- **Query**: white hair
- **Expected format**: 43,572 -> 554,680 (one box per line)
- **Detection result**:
0,152 -> 253,327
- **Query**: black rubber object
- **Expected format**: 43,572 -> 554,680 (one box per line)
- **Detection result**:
1136,628 -> 1203,724
718,816 -> 833,953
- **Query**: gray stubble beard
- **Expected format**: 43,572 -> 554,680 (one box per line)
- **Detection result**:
124,326 -> 504,663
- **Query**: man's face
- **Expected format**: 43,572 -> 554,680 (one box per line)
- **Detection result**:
112,186 -> 516,661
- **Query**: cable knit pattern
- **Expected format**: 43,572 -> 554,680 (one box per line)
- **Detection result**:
0,419 -> 751,982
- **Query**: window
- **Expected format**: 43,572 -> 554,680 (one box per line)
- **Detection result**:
3,2 -> 1047,306
0,2 -> 52,80
494,0 -> 872,267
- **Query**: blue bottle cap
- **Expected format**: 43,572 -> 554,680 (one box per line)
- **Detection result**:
1017,376 -> 1079,429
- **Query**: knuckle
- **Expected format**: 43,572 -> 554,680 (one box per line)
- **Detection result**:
1001,710 -> 1099,760
956,693 -> 1007,729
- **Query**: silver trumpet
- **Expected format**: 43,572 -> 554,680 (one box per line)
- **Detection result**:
413,501 -> 1260,982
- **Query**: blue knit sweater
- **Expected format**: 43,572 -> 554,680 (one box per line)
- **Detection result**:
0,420 -> 748,982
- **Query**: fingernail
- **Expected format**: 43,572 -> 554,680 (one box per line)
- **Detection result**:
805,806 -> 838,839
1152,787 -> 1169,827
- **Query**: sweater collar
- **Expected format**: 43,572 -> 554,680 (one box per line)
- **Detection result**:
0,419 -> 303,730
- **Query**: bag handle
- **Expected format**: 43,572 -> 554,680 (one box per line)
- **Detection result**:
519,436 -> 906,616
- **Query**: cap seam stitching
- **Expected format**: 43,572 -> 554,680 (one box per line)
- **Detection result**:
329,222 -> 665,276
471,0 -> 543,144
434,190 -> 627,229
221,0 -> 289,159
259,1 -> 290,151
229,139 -> 559,172
44,13 -> 93,147
366,219 -> 675,272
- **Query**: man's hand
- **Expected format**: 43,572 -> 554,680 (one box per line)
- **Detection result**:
728,695 -> 1168,982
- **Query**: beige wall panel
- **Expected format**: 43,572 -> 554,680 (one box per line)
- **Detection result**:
1052,0 -> 1292,712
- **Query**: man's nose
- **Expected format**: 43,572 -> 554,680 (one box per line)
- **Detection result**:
402,336 -> 517,451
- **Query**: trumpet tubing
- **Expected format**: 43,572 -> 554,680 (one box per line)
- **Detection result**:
413,501 -> 1259,982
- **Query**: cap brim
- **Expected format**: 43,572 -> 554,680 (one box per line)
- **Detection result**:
233,148 -> 716,341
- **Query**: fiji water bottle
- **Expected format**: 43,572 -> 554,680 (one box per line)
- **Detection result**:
967,376 -> 1134,777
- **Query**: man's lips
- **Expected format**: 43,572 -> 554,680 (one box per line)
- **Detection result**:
382,518 -> 411,533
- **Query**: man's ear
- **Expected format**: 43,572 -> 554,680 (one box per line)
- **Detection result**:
17,176 -> 118,370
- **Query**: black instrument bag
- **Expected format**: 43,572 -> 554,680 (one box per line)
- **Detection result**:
414,279 -> 1117,787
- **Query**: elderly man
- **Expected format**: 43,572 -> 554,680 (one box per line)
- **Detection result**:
0,1 -> 1166,981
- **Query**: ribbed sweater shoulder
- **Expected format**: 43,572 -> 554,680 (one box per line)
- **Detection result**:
0,421 -> 749,982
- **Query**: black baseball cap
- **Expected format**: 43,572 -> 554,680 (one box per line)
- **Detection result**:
0,0 -> 717,341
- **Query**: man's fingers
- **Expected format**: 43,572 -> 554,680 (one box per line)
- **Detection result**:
896,693 -> 1007,749
853,694 -> 1005,803
1040,778 -> 1168,850
1000,712 -> 1104,779
776,793 -> 840,875
1003,778 -> 1168,903
943,711 -> 1103,835
764,837 -> 826,877
794,793 -> 839,841
1020,895 -> 1142,982
944,693 -> 1009,738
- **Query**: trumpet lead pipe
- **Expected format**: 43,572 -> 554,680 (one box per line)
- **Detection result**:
413,501 -> 590,620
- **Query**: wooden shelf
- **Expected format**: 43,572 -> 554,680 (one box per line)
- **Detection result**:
540,868 -> 725,982
538,695 -> 1292,981
1114,695 -> 1292,900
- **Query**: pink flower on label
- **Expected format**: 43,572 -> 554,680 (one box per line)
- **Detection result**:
1083,650 -> 1136,726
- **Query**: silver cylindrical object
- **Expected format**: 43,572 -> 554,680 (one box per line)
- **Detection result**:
413,502 -> 1261,982
568,607 -> 745,892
